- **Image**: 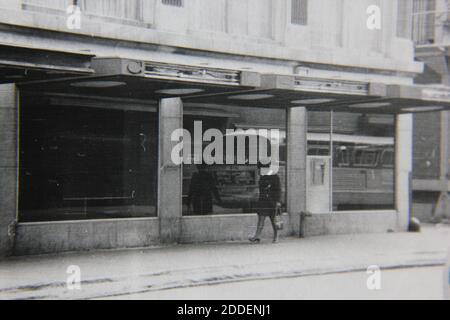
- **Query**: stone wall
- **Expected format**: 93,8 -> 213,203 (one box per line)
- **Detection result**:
0,84 -> 18,258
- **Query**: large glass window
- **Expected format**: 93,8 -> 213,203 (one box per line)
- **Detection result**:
19,95 -> 158,222
308,111 -> 395,212
182,106 -> 286,216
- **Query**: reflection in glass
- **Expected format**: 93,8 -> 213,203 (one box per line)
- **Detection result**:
19,97 -> 158,222
187,164 -> 222,215
307,112 -> 395,211
183,106 -> 286,216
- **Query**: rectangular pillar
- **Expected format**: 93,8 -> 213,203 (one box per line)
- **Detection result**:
286,107 -> 308,236
396,114 -> 413,231
158,98 -> 183,244
0,84 -> 19,257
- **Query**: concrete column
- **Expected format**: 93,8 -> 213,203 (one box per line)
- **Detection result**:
434,110 -> 450,217
271,0 -> 288,42
158,98 -> 183,244
286,107 -> 307,236
0,84 -> 19,257
395,114 -> 413,231
142,0 -> 156,25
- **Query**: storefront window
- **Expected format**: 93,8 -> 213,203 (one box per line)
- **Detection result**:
182,106 -> 286,216
333,112 -> 395,211
19,95 -> 158,222
308,111 -> 395,212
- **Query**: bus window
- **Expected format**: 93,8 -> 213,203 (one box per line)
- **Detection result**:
335,146 -> 350,167
353,149 -> 379,167
380,150 -> 394,168
308,144 -> 329,156
317,148 -> 330,156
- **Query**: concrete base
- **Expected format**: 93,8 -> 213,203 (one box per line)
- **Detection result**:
301,211 -> 398,237
10,211 -> 402,256
14,218 -> 160,256
180,214 -> 293,243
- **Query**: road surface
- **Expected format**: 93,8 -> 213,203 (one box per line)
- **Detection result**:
102,266 -> 445,300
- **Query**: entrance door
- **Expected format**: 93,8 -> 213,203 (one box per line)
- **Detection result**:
306,156 -> 331,213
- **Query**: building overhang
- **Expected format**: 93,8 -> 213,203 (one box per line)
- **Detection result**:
19,57 -> 262,102
186,75 -> 450,114
413,179 -> 450,192
18,58 -> 450,114
0,43 -> 94,84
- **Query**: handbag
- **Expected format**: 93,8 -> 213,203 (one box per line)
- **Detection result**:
274,205 -> 284,230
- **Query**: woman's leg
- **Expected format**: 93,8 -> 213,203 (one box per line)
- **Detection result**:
253,215 -> 265,239
269,215 -> 278,243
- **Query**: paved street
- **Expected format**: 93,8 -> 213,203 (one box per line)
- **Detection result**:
0,224 -> 449,300
109,266 -> 444,300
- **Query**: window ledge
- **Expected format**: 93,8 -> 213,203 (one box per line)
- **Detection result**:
18,217 -> 159,226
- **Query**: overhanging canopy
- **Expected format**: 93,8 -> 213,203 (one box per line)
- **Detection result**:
0,43 -> 94,84
187,74 -> 450,114
19,57 -> 261,101
18,57 -> 450,114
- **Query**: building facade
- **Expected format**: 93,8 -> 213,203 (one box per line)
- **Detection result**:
402,0 -> 450,221
1,0 -> 449,257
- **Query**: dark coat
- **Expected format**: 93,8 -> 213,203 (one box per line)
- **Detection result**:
256,174 -> 281,217
187,171 -> 221,215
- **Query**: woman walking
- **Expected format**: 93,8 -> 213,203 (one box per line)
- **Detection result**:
249,162 -> 281,244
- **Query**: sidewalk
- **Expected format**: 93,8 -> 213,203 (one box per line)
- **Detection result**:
0,224 -> 449,300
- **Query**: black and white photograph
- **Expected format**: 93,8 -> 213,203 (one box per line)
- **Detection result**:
0,0 -> 449,303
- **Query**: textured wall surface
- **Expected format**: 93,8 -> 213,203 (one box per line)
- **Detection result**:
302,211 -> 398,237
0,0 -> 422,75
14,218 -> 160,256
180,214 -> 293,243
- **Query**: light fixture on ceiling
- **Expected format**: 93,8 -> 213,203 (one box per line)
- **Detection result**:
46,71 -> 69,75
155,88 -> 205,95
401,106 -> 444,112
70,81 -> 127,88
4,74 -> 25,79
348,102 -> 391,109
291,98 -> 336,105
228,94 -> 274,100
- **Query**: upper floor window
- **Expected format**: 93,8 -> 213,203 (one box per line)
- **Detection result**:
23,0 -> 145,22
412,0 -> 437,44
162,0 -> 183,7
291,0 -> 308,25
80,0 -> 144,21
22,0 -> 71,10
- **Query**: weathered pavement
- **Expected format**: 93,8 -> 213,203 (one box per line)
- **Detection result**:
0,224 -> 449,300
